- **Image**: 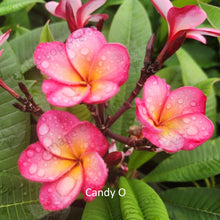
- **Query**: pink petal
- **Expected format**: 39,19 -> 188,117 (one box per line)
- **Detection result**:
0,30 -> 11,46
135,98 -> 162,134
160,86 -> 207,122
37,110 -> 80,159
45,2 -> 62,18
69,0 -> 82,16
87,13 -> 108,23
89,43 -> 129,86
18,142 -> 74,182
168,5 -> 206,39
142,126 -> 184,153
143,75 -> 170,123
164,113 -> 214,151
42,79 -> 90,107
34,42 -> 83,85
65,121 -> 109,157
77,0 -> 107,27
151,0 -> 173,20
66,28 -> 106,80
186,32 -> 207,44
81,152 -> 108,201
39,165 -> 83,211
84,80 -> 119,104
55,0 -> 68,19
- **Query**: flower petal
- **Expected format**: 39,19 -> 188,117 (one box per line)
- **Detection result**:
81,152 -> 108,201
89,43 -> 129,85
87,13 -> 108,22
135,98 -> 162,133
164,113 -> 214,151
37,110 -> 80,159
84,80 -> 119,104
186,32 -> 207,44
151,0 -> 173,20
45,2 -> 62,18
34,42 -> 83,85
65,122 -> 109,157
39,165 -> 83,211
42,79 -> 89,107
143,76 -> 170,123
167,5 -> 206,39
66,28 -> 106,80
68,0 -> 82,16
18,142 -> 74,182
77,0 -> 107,27
0,30 -> 11,46
160,86 -> 206,122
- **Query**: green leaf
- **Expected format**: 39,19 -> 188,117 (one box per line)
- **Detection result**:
176,48 -> 217,131
194,78 -> 220,97
108,0 -> 152,140
68,104 -> 92,122
40,21 -> 55,43
160,187 -> 220,220
82,188 -> 122,220
0,0 -> 44,16
10,22 -> 69,74
105,0 -> 125,7
119,177 -> 169,220
128,150 -> 156,170
0,172 -> 49,220
143,137 -> 220,182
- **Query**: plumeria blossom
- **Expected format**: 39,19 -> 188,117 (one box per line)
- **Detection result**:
135,76 -> 214,153
45,0 -> 108,32
18,110 -> 109,210
152,0 -> 220,43
0,30 -> 11,58
34,28 -> 129,107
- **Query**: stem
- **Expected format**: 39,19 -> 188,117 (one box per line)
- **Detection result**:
192,181 -> 200,188
210,176 -> 215,188
87,104 -> 103,129
98,103 -> 105,124
204,178 -> 211,188
0,78 -> 21,99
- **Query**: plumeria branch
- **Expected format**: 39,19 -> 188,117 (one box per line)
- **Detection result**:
0,79 -> 44,116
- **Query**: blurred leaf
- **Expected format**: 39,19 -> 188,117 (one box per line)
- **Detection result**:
128,151 -> 156,170
68,104 -> 91,122
119,177 -> 169,220
172,0 -> 211,7
160,187 -> 220,220
0,172 -> 49,220
176,48 -> 217,132
0,0 -> 44,16
143,137 -> 220,182
108,0 -> 152,142
105,0 -> 125,7
10,22 -> 69,74
40,21 -> 55,43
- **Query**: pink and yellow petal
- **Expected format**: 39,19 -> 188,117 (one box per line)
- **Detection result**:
34,42 -> 83,85
143,76 -> 170,123
65,121 -> 109,158
37,110 -> 80,159
160,86 -> 206,122
42,79 -> 89,107
66,28 -> 106,80
81,152 -> 108,201
84,80 -> 119,104
39,165 -> 83,211
164,113 -> 214,150
18,142 -> 74,182
89,43 -> 129,85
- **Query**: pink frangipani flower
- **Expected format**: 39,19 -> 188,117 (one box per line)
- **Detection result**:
135,76 -> 214,153
18,110 -> 109,210
34,28 -> 129,107
45,0 -> 108,32
0,30 -> 11,57
151,0 -> 220,44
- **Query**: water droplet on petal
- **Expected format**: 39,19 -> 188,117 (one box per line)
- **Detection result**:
37,169 -> 45,177
153,81 -> 157,85
81,48 -> 89,55
39,124 -> 49,136
29,163 -> 37,174
23,162 -> 28,167
149,105 -> 155,111
35,146 -> 41,153
191,101 -> 196,107
43,137 -> 52,148
183,118 -> 191,124
26,150 -> 34,158
42,151 -> 53,161
146,97 -> 152,103
101,55 -> 106,61
166,104 -> 171,109
53,147 -> 61,156
56,177 -> 75,196
178,98 -> 183,104
41,61 -> 49,69
98,61 -> 103,66
48,188 -> 52,193
187,126 -> 198,136
202,127 -> 205,130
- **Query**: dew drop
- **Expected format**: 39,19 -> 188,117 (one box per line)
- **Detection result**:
26,150 -> 34,158
29,163 -> 37,174
81,48 -> 89,55
23,162 -> 28,167
202,127 -> 205,130
149,105 -> 155,111
37,169 -> 45,177
152,81 -> 157,85
48,188 -> 52,193
142,107 -> 147,115
41,61 -> 49,69
56,177 -> 75,196
183,118 -> 191,124
42,151 -> 53,161
62,88 -> 75,97
35,146 -> 41,153
101,55 -> 106,61
191,101 -> 196,107
39,124 -> 49,136
187,126 -> 198,136
43,137 -> 52,147
98,61 -> 103,66
146,97 -> 152,103
178,98 -> 183,104
166,104 -> 171,109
